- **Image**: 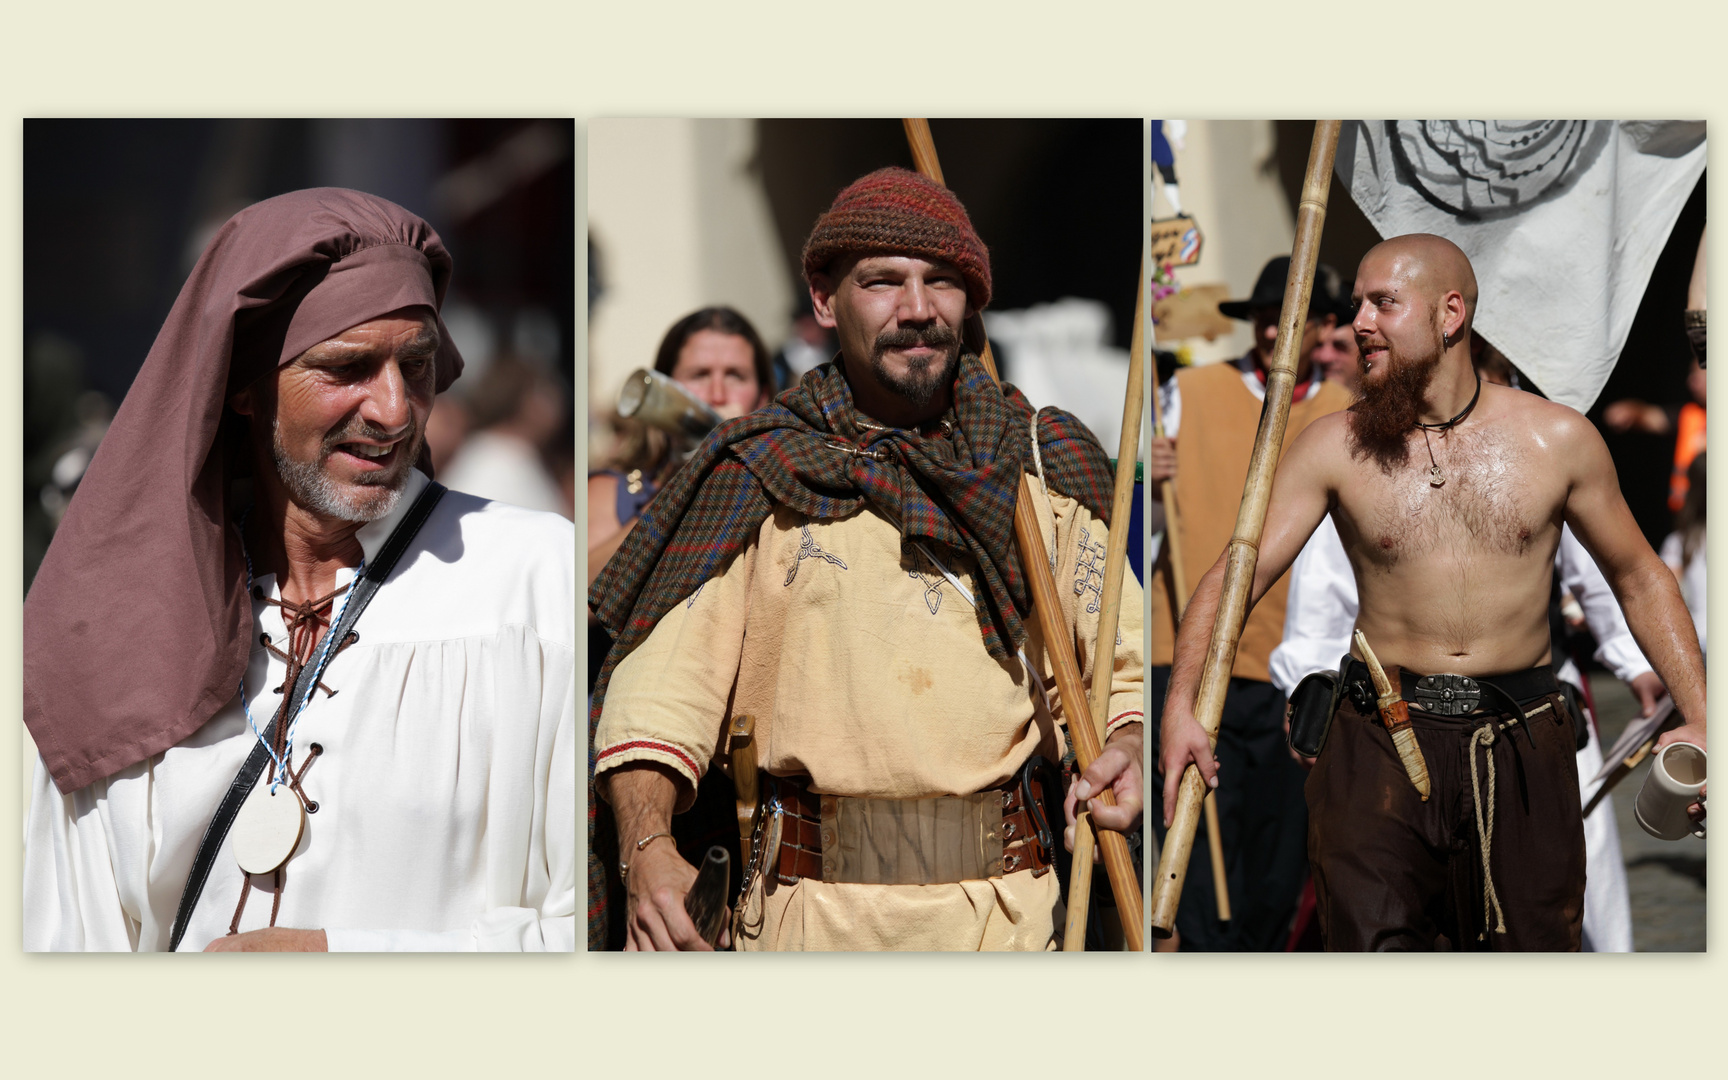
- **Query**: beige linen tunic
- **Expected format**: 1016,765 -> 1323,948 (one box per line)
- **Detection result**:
596,485 -> 1143,950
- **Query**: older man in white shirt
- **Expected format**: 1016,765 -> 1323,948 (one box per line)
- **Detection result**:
24,189 -> 574,952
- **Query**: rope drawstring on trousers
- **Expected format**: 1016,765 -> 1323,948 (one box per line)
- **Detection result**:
1469,723 -> 1508,939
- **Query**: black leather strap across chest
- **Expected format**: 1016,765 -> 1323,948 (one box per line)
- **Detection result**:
168,481 -> 446,951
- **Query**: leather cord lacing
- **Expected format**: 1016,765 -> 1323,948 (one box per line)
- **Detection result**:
226,583 -> 354,937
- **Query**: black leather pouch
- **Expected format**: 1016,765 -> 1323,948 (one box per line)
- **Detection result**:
1288,665 -> 1345,758
1560,682 -> 1590,752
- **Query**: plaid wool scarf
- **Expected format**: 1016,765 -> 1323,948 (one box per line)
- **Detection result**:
586,353 -> 1115,948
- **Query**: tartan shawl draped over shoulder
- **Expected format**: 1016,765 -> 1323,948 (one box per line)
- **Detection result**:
586,353 -> 1114,948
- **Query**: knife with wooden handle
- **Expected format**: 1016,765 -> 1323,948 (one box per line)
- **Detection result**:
729,713 -> 759,849
1354,631 -> 1431,801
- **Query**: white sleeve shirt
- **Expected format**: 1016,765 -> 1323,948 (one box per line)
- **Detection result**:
24,471 -> 577,952
1267,515 -> 1358,698
1558,525 -> 1654,685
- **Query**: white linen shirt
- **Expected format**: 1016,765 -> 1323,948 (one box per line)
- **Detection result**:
24,470 -> 577,952
1659,530 -> 1707,656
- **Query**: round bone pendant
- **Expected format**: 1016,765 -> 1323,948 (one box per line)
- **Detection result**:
232,782 -> 305,875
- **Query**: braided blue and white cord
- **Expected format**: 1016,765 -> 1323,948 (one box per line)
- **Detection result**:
237,513 -> 363,793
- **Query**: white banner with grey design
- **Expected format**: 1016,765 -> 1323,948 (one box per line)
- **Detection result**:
1337,120 -> 1706,412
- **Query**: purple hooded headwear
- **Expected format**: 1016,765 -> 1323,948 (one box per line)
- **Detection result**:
25,188 -> 464,793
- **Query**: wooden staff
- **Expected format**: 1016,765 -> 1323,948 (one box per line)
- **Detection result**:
1147,305 -> 1232,925
1063,256 -> 1148,952
904,119 -> 1144,950
1149,120 -> 1342,939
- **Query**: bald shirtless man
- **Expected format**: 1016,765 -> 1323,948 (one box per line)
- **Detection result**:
1160,234 -> 1706,951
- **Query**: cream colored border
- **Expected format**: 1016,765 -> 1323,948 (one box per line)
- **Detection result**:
2,3 -> 1723,1078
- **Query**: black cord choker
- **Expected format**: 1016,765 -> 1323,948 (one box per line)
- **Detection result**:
1416,366 -> 1481,432
1417,367 -> 1481,488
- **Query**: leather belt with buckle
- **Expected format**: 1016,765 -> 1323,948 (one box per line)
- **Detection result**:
1412,673 -> 1481,716
763,772 -> 1053,887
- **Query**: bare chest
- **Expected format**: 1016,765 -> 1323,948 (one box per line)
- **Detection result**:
1341,428 -> 1557,567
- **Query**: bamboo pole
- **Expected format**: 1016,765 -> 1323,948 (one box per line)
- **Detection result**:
1063,256 -> 1148,952
903,119 -> 1144,950
1147,302 -> 1232,925
1149,120 -> 1342,939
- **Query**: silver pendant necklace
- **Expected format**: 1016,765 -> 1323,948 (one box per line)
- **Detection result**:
1416,367 -> 1482,488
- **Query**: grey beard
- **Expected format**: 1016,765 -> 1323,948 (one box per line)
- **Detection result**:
272,421 -> 415,523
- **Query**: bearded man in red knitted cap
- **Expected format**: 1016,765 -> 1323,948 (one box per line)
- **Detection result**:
589,167 -> 1145,951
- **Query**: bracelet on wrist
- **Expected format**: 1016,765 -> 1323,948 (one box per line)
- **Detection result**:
620,830 -> 674,883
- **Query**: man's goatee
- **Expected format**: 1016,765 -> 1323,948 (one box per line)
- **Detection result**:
1346,348 -> 1443,472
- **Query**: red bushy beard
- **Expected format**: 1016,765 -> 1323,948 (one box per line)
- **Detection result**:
1347,325 -> 1445,472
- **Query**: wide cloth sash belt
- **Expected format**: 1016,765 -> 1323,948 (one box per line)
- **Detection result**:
1342,658 -> 1558,717
766,773 -> 1052,886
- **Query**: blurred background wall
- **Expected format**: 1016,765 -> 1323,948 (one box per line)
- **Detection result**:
588,118 -> 791,411
1154,119 -> 1296,366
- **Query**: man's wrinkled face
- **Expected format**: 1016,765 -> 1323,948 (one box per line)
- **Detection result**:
669,329 -> 767,420
234,309 -> 438,523
811,254 -> 969,409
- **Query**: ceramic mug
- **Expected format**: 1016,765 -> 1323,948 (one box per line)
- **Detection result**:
1634,741 -> 1707,841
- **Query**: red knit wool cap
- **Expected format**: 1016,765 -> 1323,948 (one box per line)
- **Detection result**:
801,167 -> 992,310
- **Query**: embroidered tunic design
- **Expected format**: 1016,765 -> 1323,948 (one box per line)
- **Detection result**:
908,566 -> 947,614
784,524 -> 849,587
1074,527 -> 1106,614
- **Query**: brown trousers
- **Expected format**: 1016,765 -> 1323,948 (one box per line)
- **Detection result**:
1306,687 -> 1585,951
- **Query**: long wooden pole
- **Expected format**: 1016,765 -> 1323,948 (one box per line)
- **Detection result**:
1147,290 -> 1232,925
903,119 -> 1144,950
1063,256 -> 1147,952
1149,120 -> 1342,938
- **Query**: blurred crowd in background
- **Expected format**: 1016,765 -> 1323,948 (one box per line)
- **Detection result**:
23,119 -> 577,590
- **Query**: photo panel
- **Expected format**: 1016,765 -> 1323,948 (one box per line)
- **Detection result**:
1145,120 -> 1706,953
585,117 -> 1150,952
21,119 -> 578,952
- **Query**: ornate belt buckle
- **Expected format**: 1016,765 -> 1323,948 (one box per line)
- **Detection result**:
1413,673 -> 1480,716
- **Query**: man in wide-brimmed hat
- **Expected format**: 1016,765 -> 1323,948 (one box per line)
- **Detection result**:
1142,254 -> 1354,951
24,189 -> 575,952
589,167 -> 1145,951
